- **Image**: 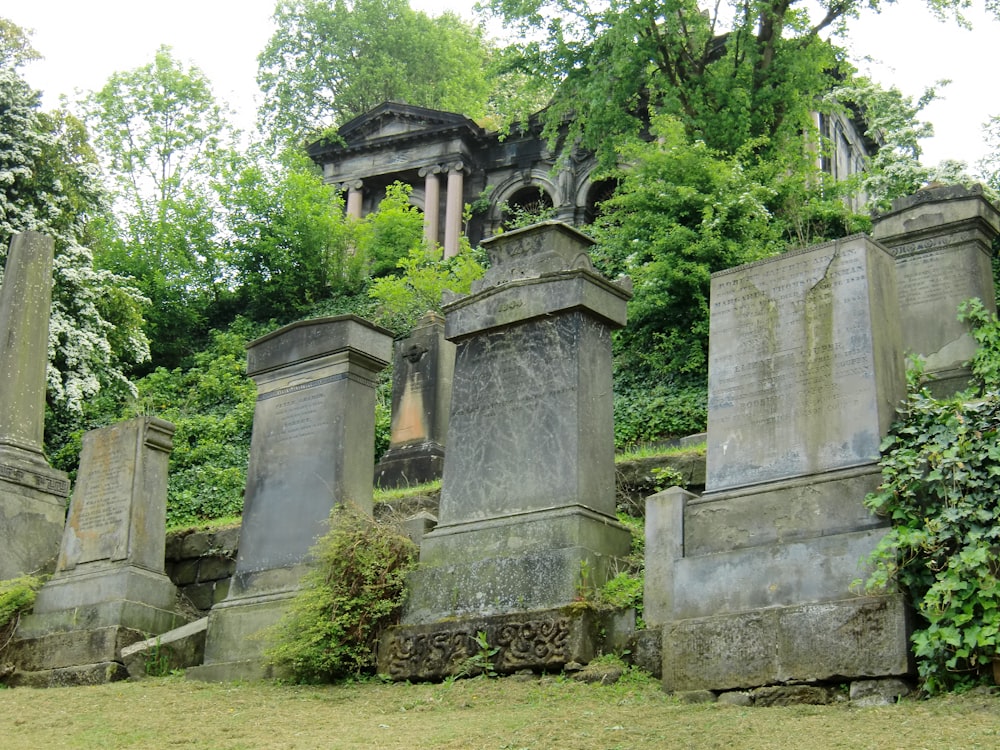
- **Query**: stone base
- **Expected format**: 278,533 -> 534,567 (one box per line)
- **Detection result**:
4,661 -> 130,688
186,592 -> 295,682
375,442 -> 445,489
405,507 -> 631,624
661,594 -> 914,692
378,607 -> 627,681
0,461 -> 71,579
4,565 -> 192,683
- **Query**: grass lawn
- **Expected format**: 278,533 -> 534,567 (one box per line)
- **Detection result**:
1,672 -> 998,750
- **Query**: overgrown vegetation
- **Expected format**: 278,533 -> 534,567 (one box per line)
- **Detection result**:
266,506 -> 417,683
863,298 -> 1000,693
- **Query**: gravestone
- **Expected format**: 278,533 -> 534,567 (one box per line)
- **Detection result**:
0,232 -> 71,580
378,221 -> 633,681
374,310 -> 454,488
872,183 -> 1000,396
189,315 -> 392,682
5,418 -> 189,686
646,236 -> 912,692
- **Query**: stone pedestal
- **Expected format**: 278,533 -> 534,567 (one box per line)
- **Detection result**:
375,311 -> 454,489
189,316 -> 392,682
5,418 -> 189,687
379,222 -> 633,680
648,236 -> 912,693
0,232 -> 70,579
872,184 -> 1000,396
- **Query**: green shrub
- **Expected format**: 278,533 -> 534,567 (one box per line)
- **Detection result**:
862,299 -> 1000,693
0,575 -> 45,647
613,383 -> 707,450
599,513 -> 647,626
267,506 -> 417,683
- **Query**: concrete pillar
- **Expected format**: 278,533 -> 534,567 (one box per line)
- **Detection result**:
443,163 -> 465,258
345,180 -> 364,219
420,166 -> 441,247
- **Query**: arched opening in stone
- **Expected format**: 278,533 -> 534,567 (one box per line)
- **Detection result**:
500,186 -> 554,231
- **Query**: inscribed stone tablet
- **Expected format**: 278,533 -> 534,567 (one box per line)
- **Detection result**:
705,236 -> 902,491
59,421 -> 137,568
439,311 -> 613,522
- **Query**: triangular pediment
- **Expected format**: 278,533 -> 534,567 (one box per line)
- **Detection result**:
338,102 -> 478,147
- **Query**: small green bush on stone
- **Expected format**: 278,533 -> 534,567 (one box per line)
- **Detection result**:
0,575 -> 45,652
267,505 -> 417,683
863,299 -> 1000,693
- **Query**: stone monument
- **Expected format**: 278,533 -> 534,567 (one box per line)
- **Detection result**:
646,235 -> 912,692
872,184 -> 1000,396
5,417 -> 189,686
374,310 -> 454,488
189,315 -> 392,682
0,232 -> 71,580
378,221 -> 633,681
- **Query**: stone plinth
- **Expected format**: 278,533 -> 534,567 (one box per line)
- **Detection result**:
5,418 -> 189,686
0,232 -> 70,579
646,236 -> 911,693
189,315 -> 392,682
375,311 -> 455,488
380,222 -> 633,680
872,184 -> 1000,396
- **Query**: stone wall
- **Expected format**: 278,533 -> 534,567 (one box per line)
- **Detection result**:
165,525 -> 239,613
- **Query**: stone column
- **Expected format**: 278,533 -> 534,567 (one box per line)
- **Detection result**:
443,163 -> 464,258
420,166 -> 441,247
0,232 -> 71,580
345,180 -> 364,219
0,232 -> 55,461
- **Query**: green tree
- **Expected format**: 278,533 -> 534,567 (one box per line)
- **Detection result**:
221,149 -> 362,322
479,0 -> 993,172
354,182 -> 426,279
258,0 -> 493,146
85,45 -> 238,368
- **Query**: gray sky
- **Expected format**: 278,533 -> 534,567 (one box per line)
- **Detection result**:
5,0 -> 998,172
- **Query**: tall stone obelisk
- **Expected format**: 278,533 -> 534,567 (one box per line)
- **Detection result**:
0,232 -> 71,579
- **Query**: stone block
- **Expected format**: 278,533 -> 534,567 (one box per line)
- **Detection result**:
196,556 -> 236,582
670,528 -> 889,620
211,526 -> 240,554
180,531 -> 212,558
170,559 -> 200,586
379,608 -> 606,681
683,466 -> 883,557
661,594 -> 912,692
121,617 -> 208,679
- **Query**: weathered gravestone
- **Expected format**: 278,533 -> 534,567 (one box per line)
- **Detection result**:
0,232 -> 71,580
646,235 -> 912,692
378,221 -> 633,681
872,183 -> 1000,396
188,315 -> 392,682
4,417 -> 189,686
374,310 -> 454,488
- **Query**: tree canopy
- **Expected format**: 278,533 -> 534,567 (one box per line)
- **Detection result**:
257,0 -> 494,146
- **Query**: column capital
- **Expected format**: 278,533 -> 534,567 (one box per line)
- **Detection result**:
339,179 -> 364,191
418,165 -> 442,178
443,161 -> 466,174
